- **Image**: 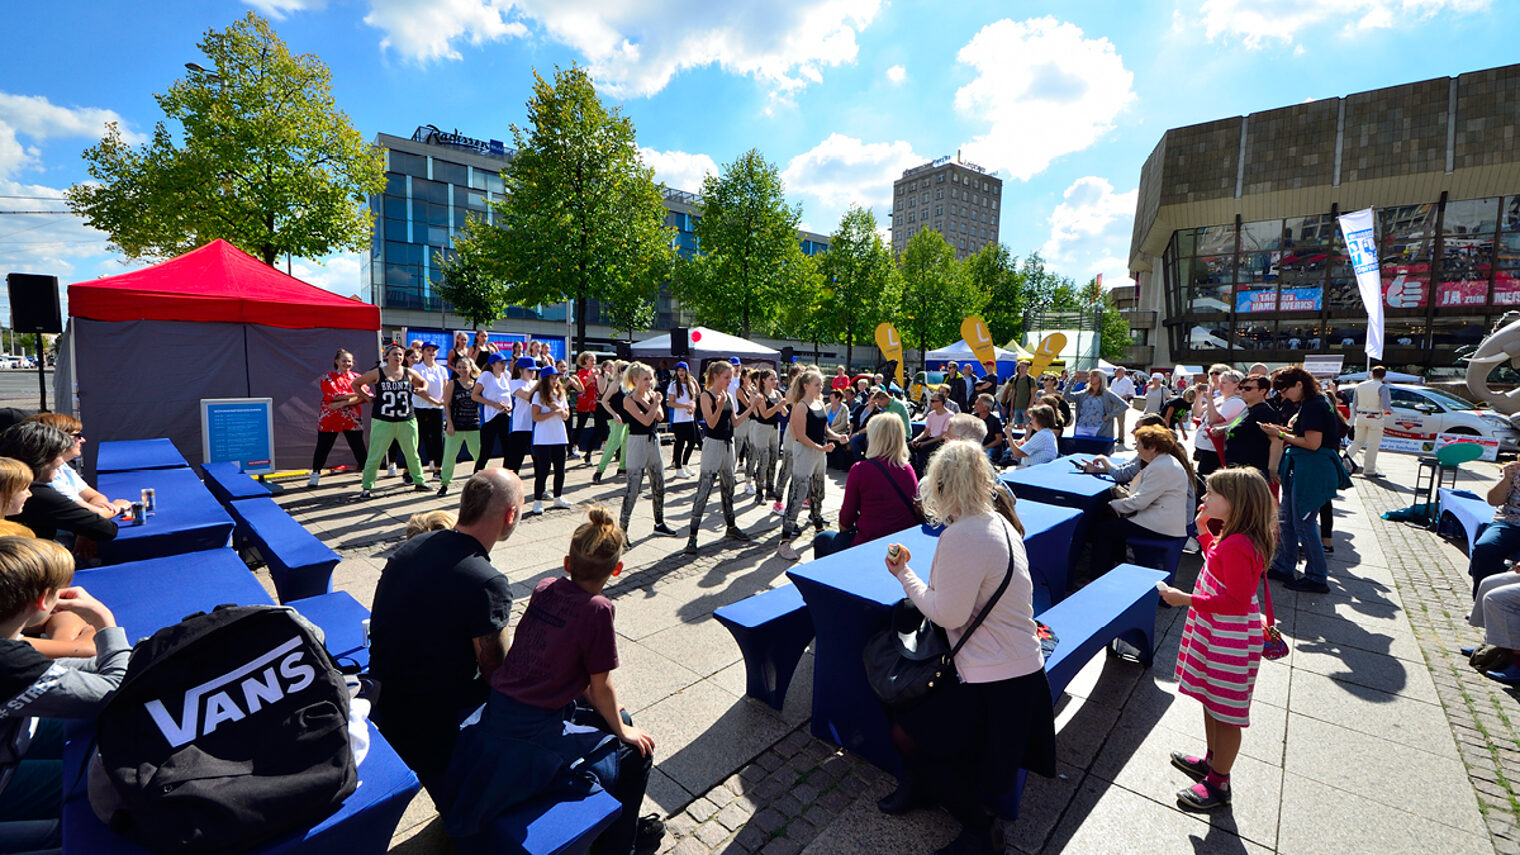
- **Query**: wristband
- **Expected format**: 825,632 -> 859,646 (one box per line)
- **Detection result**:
1278,431 -> 1288,440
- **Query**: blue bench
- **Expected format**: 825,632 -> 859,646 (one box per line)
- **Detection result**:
1058,435 -> 1117,456
713,585 -> 815,710
453,788 -> 622,855
227,497 -> 339,602
1438,488 -> 1492,556
200,460 -> 271,505
288,591 -> 370,671
1128,536 -> 1187,586
1041,563 -> 1167,700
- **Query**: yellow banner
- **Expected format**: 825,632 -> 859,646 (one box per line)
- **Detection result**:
874,322 -> 905,388
1027,332 -> 1067,378
960,316 -> 998,375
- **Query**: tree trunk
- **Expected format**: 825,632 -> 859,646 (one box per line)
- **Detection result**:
845,333 -> 853,372
575,289 -> 587,355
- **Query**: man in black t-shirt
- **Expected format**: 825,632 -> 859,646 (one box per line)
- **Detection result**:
370,469 -> 521,790
973,394 -> 1006,465
1225,374 -> 1279,481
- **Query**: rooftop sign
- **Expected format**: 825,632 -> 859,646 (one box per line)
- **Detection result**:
411,125 -> 508,157
902,153 -> 992,178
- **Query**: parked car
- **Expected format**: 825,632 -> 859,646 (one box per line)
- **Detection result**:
1382,383 -> 1520,451
909,370 -> 949,412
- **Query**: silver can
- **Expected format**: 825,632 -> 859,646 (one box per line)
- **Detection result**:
361,618 -> 371,648
130,501 -> 146,526
141,488 -> 156,515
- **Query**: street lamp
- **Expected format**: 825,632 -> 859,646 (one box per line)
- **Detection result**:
184,62 -> 221,80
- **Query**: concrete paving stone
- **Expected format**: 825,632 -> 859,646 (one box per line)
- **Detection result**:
1043,775 -> 1268,855
614,635 -> 704,716
798,773 -> 958,855
694,820 -> 731,847
708,782 -> 736,808
641,616 -> 747,679
1248,656 -> 1292,710
1088,719 -> 1283,850
1287,669 -> 1452,755
1054,640 -> 1147,711
751,807 -> 786,834
716,799 -> 752,831
1000,761 -> 1084,854
1284,712 -> 1486,836
733,824 -> 770,852
1289,632 -> 1441,704
1051,693 -> 1121,770
672,835 -> 712,855
772,792 -> 805,819
638,680 -> 793,797
1112,673 -> 1288,768
687,796 -> 719,823
645,767 -> 696,818
1277,771 -> 1493,855
1290,608 -> 1424,664
759,837 -> 802,855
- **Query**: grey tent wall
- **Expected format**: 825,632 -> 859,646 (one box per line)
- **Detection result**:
74,318 -> 376,475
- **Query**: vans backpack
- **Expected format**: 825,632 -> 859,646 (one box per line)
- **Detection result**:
88,605 -> 358,854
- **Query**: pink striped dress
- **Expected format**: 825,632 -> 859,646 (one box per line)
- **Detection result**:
1175,530 -> 1265,727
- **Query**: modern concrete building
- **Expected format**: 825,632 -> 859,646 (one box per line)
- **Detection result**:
1128,64 -> 1520,374
364,126 -> 829,357
889,156 -> 1002,259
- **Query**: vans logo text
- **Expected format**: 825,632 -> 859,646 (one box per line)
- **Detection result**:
143,637 -> 317,747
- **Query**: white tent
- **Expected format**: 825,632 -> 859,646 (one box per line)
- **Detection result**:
629,326 -> 779,365
925,339 -> 1017,366
1336,370 -> 1424,384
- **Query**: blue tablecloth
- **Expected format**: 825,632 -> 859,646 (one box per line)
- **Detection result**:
785,499 -> 1082,775
288,591 -> 370,671
62,552 -> 420,854
95,439 -> 189,473
96,468 -> 234,563
999,454 -> 1116,512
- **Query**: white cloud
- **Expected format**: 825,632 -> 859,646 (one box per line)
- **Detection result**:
243,0 -> 327,19
953,18 -> 1134,181
780,133 -> 922,211
639,148 -> 719,195
0,92 -> 145,179
885,64 -> 906,85
290,252 -> 363,297
363,0 -> 528,63
1041,175 -> 1137,291
1197,0 -> 1489,49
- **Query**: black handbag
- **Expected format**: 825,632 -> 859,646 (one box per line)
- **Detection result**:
862,523 -> 1016,709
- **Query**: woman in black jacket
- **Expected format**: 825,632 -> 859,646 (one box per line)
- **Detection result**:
0,422 -> 116,543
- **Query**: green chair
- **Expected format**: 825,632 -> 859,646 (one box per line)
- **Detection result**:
1416,441 -> 1485,526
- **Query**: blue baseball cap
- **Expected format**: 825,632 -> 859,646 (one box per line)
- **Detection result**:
514,356 -> 537,370
675,361 -> 689,370
729,356 -> 741,365
539,363 -> 559,378
487,352 -> 509,365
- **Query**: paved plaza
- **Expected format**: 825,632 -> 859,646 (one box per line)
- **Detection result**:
258,421 -> 1520,854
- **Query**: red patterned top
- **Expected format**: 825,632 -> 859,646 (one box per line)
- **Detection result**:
318,370 -> 364,432
575,368 -> 599,413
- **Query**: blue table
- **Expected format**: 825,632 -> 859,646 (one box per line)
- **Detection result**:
999,454 -> 1117,512
62,552 -> 421,854
785,499 -> 1083,776
289,591 -> 370,671
95,439 -> 189,473
96,467 -> 234,564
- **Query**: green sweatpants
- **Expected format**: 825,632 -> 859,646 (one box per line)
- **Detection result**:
440,430 -> 481,486
597,421 -> 628,475
363,418 -> 423,490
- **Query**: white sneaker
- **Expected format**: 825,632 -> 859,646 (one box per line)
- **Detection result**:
553,497 -> 572,509
777,541 -> 801,561
681,466 -> 694,478
743,482 -> 755,496
307,472 -> 320,487
387,462 -> 397,477
531,501 -> 544,515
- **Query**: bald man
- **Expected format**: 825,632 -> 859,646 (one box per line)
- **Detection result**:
370,468 -> 523,789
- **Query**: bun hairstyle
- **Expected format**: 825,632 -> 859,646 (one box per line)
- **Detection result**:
333,349 -> 353,370
569,506 -> 626,582
404,510 -> 456,540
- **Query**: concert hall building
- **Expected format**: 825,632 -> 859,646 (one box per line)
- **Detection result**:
1127,64 -> 1520,374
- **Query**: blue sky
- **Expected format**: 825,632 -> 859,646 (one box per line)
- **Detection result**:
0,0 -> 1515,319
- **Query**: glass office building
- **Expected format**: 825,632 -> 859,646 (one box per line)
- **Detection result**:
1128,64 -> 1520,373
365,126 -> 829,351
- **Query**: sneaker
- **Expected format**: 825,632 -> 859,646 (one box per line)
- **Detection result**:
633,814 -> 666,854
437,484 -> 449,497
552,496 -> 572,510
413,483 -> 430,493
568,450 -> 581,460
531,501 -> 544,516
684,536 -> 700,554
1265,568 -> 1296,584
771,501 -> 784,514
1170,751 -> 1210,781
1176,780 -> 1231,811
802,498 -> 811,508
725,525 -> 751,542
356,490 -> 372,501
307,472 -> 320,487
592,472 -> 603,484
387,462 -> 397,477
743,482 -> 755,496
653,522 -> 677,537
777,541 -> 801,561
1284,577 -> 1331,594
680,466 -> 693,478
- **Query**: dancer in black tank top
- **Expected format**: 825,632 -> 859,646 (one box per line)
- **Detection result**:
685,362 -> 751,554
618,362 -> 676,538
354,345 -> 433,499
777,369 -> 847,561
438,354 -> 483,495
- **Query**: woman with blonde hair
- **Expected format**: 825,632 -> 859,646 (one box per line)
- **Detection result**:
813,415 -> 918,559
310,348 -> 367,486
878,440 -> 1053,853
1072,369 -> 1128,440
404,510 -> 456,540
685,361 -> 752,553
777,369 -> 847,561
618,362 -> 676,538
744,369 -> 785,505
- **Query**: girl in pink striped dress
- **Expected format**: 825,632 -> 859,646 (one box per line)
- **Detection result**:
1159,467 -> 1277,811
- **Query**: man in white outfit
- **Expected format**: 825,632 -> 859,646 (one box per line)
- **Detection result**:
1346,366 -> 1392,478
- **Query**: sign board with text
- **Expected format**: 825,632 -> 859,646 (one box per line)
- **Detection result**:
1302,355 -> 1344,378
201,398 -> 275,475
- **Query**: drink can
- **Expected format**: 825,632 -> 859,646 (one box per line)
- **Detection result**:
361,619 -> 371,648
141,488 -> 156,515
130,501 -> 146,526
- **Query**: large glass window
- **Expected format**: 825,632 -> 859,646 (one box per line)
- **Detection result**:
1239,219 -> 1282,253
389,151 -> 426,177
432,160 -> 466,187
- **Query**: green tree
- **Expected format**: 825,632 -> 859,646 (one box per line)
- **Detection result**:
434,240 -> 506,330
820,206 -> 898,370
772,253 -> 830,359
66,12 -> 385,265
897,230 -> 984,372
966,243 -> 1025,346
1098,287 -> 1132,362
673,149 -> 805,339
459,65 -> 674,352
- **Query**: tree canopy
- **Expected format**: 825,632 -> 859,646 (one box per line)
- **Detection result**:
897,230 -> 986,370
819,206 -> 899,370
66,12 -> 384,265
965,243 -> 1025,346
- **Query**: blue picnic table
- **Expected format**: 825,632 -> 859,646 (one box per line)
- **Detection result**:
95,438 -> 189,473
95,467 -> 234,563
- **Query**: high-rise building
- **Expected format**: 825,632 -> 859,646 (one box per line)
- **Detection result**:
364,125 -> 829,354
889,156 -> 1003,259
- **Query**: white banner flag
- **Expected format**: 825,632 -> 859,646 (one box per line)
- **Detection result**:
1337,208 -> 1384,360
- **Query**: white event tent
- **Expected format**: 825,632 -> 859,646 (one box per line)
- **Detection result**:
629,327 -> 780,365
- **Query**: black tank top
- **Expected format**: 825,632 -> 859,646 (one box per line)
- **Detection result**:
757,392 -> 782,426
703,390 -> 734,442
804,401 -> 827,445
450,379 -> 480,430
625,394 -> 656,436
374,373 -> 415,422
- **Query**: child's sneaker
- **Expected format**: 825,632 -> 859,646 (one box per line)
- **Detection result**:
771,501 -> 783,514
530,501 -> 544,516
307,472 -> 320,487
387,462 -> 397,477
1176,780 -> 1230,811
1170,751 -> 1209,781
552,496 -> 572,510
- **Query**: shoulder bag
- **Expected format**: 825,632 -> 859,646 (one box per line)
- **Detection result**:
862,521 -> 1017,709
1259,576 -> 1289,660
868,458 -> 926,524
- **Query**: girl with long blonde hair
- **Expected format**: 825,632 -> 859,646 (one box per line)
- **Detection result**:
776,369 -> 847,561
618,362 -> 676,538
685,361 -> 751,553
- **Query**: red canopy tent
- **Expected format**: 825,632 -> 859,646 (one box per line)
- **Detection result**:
63,240 -> 380,471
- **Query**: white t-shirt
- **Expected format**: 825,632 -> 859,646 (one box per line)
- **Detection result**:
1111,376 -> 1137,399
412,361 -> 450,410
508,378 -> 536,432
1018,428 -> 1059,467
1193,395 -> 1246,453
728,375 -> 741,397
532,394 -> 570,445
51,464 -> 89,503
478,372 -> 511,424
668,381 -> 696,424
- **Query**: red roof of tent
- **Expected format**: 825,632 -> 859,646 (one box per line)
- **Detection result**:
68,239 -> 379,331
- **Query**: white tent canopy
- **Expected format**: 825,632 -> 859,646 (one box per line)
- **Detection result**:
925,339 -> 1017,366
629,326 -> 779,364
1336,370 -> 1423,384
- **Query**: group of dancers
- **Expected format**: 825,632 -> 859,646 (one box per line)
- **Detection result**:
313,345 -> 850,556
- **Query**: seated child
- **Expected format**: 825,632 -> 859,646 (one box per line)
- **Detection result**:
441,507 -> 664,855
0,537 -> 129,851
404,509 -> 457,540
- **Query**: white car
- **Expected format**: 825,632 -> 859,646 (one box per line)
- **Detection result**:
1382,384 -> 1520,451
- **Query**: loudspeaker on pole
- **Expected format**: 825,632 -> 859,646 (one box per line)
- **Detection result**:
5,273 -> 62,334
